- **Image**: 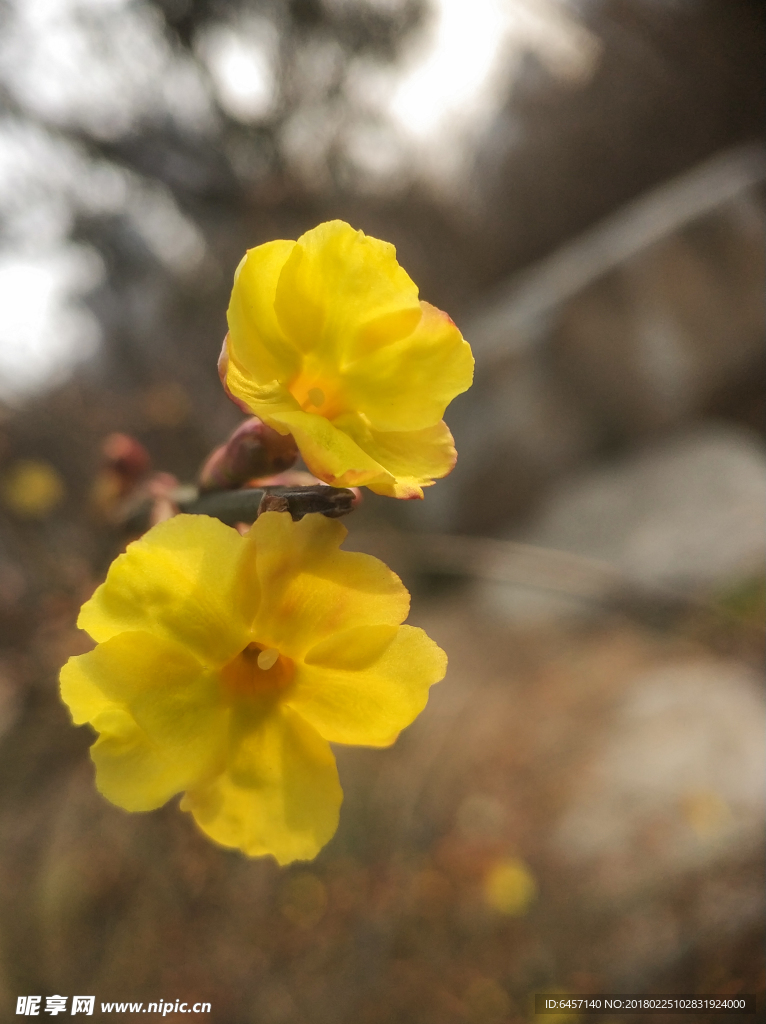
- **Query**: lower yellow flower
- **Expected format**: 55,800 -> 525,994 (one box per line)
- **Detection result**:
60,512 -> 446,864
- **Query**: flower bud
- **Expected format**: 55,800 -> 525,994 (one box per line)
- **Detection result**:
199,417 -> 299,493
101,433 -> 152,496
91,434 -> 152,520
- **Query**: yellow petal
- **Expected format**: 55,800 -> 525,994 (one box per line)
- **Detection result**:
78,515 -> 257,668
181,704 -> 342,864
227,239 -> 301,385
90,708 -> 188,811
287,624 -> 447,747
343,302 -> 474,431
273,221 -> 421,363
243,511 -> 410,659
87,632 -> 227,752
337,415 -> 458,498
265,408 -> 394,490
223,344 -> 301,424
265,409 -> 457,497
62,632 -> 228,811
60,652 -> 114,726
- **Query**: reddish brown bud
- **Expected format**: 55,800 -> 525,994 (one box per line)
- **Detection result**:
199,417 -> 299,493
101,433 -> 151,495
91,433 -> 153,519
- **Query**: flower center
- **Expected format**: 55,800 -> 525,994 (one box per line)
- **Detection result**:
289,361 -> 346,420
220,642 -> 294,699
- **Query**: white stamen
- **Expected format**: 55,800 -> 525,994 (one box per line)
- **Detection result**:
257,647 -> 280,671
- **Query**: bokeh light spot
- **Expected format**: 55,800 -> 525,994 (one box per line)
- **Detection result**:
483,856 -> 537,916
681,789 -> 733,840
2,459 -> 65,518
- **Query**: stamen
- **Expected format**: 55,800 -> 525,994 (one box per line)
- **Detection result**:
307,387 -> 325,408
257,647 -> 280,671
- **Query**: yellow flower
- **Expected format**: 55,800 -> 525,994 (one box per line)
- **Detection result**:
60,512 -> 446,864
221,220 -> 474,499
2,459 -> 64,518
483,857 -> 538,916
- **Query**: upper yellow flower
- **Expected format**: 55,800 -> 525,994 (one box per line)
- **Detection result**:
60,512 -> 446,864
221,220 -> 474,499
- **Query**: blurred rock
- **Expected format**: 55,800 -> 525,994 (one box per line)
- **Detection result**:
530,423 -> 765,589
429,148 -> 766,535
554,660 -> 765,899
551,191 -> 765,436
550,658 -> 765,989
481,424 -> 766,623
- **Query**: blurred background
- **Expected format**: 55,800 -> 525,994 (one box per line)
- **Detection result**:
0,0 -> 763,1020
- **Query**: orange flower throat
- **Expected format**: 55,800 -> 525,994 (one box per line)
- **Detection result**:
220,642 -> 294,698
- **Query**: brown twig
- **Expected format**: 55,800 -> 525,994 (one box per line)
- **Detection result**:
119,484 -> 357,534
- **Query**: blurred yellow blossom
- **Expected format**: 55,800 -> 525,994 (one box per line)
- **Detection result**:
59,511 -> 446,863
2,459 -> 64,518
483,856 -> 538,916
681,789 -> 732,840
221,220 -> 474,499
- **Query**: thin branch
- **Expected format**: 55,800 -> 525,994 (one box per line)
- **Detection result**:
466,144 -> 766,363
181,485 -> 356,523
120,484 -> 356,533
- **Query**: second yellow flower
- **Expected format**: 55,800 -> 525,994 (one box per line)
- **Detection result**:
221,220 -> 474,498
